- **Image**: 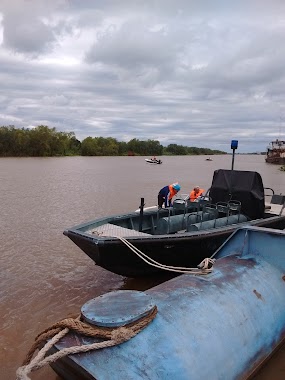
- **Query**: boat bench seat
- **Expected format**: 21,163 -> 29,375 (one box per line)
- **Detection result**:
187,214 -> 248,232
156,211 -> 216,235
156,213 -> 194,235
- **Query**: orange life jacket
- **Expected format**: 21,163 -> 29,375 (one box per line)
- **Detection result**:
169,184 -> 178,200
189,188 -> 204,202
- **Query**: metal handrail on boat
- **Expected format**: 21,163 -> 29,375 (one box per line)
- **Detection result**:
201,204 -> 218,228
264,187 -> 275,197
228,200 -> 242,222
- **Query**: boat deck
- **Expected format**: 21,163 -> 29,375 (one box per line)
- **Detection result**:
90,223 -> 150,237
265,202 -> 284,215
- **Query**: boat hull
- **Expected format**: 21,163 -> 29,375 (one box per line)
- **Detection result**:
64,169 -> 285,277
65,214 -> 285,277
145,159 -> 162,164
265,139 -> 285,164
265,156 -> 285,164
51,227 -> 285,380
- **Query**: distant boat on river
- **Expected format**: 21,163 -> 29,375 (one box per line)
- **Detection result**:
145,158 -> 162,164
265,139 -> 285,164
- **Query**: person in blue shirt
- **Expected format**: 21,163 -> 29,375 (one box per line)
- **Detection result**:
158,183 -> 181,208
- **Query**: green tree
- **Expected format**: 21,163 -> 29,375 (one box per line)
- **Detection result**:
0,125 -> 227,157
164,144 -> 188,155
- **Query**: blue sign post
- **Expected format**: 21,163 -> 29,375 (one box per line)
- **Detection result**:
231,140 -> 238,170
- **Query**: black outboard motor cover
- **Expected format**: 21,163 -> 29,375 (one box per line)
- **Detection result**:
209,169 -> 265,219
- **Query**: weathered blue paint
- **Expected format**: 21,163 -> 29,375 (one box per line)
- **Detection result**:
52,227 -> 285,380
81,290 -> 155,327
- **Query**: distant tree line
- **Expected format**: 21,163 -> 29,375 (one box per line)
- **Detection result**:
0,125 -> 226,157
0,125 -> 81,157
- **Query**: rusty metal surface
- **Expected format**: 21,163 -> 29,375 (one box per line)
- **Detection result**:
81,290 -> 155,327
52,227 -> 285,380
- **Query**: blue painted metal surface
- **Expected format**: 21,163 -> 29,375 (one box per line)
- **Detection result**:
81,290 -> 155,327
52,227 -> 285,380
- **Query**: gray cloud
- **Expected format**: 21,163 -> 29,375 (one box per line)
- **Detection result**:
2,14 -> 55,56
0,1 -> 285,152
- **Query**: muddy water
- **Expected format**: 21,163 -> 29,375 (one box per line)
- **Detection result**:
1,155 -> 285,379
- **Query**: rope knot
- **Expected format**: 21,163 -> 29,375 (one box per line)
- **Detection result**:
16,305 -> 157,380
111,327 -> 134,342
197,258 -> 216,272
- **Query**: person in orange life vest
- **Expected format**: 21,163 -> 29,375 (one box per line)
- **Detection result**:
189,185 -> 204,202
158,183 -> 181,208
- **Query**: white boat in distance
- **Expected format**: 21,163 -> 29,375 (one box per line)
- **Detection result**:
145,158 -> 162,164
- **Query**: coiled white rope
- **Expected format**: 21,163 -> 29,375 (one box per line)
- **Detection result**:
16,328 -> 134,380
116,236 -> 215,274
16,308 -> 157,380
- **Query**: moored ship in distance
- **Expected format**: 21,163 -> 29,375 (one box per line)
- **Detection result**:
265,139 -> 285,164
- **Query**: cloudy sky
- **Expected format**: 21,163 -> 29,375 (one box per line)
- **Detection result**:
0,0 -> 285,153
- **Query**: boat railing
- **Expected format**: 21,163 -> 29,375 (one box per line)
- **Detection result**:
268,193 -> 285,216
156,193 -> 248,234
187,200 -> 242,231
264,189 -> 285,216
264,187 -> 275,197
185,211 -> 202,226
201,204 -> 219,227
172,197 -> 190,216
228,200 -> 242,222
156,198 -> 249,234
216,202 -> 229,215
172,194 -> 202,215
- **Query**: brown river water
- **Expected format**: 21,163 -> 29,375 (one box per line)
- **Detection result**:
1,155 -> 285,380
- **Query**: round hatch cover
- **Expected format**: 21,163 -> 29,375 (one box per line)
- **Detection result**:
81,290 -> 156,327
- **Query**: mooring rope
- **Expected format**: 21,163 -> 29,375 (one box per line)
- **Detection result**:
16,306 -> 157,380
116,236 -> 215,274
